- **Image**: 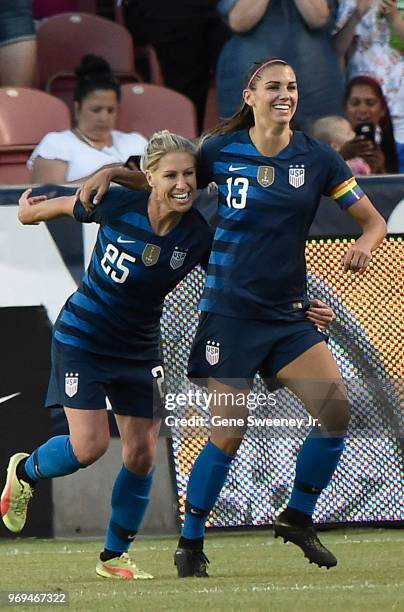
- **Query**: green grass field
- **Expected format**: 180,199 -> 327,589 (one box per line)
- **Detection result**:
0,529 -> 403,611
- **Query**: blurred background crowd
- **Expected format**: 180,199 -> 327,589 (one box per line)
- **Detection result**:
0,0 -> 403,185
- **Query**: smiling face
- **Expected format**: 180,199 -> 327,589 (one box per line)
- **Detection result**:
345,84 -> 386,127
146,152 -> 197,213
75,89 -> 119,140
243,63 -> 298,127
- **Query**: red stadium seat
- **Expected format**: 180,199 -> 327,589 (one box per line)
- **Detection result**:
37,13 -> 140,108
116,83 -> 198,139
0,88 -> 71,184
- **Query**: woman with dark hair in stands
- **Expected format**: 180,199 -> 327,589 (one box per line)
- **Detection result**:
28,54 -> 147,183
340,75 -> 399,174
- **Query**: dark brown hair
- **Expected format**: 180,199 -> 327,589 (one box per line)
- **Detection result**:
201,58 -> 294,143
73,54 -> 121,106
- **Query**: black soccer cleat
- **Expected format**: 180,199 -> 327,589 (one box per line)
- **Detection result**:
174,548 -> 210,577
274,516 -> 337,569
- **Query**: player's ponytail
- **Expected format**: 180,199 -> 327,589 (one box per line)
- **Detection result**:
141,130 -> 197,173
201,58 -> 293,145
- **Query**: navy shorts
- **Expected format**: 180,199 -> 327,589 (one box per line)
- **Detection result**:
188,312 -> 327,388
0,1 -> 35,47
46,340 -> 165,418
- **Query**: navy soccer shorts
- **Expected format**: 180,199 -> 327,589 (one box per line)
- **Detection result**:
46,339 -> 165,418
0,0 -> 36,47
188,312 -> 328,389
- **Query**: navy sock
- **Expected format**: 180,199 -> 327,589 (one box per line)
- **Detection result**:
24,435 -> 84,482
288,427 -> 344,516
181,441 -> 235,540
105,465 -> 153,554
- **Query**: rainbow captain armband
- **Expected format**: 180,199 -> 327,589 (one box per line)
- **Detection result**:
329,177 -> 365,210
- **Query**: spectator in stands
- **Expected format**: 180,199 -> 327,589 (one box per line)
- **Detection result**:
311,115 -> 371,175
215,0 -> 345,129
334,0 -> 404,172
343,75 -> 399,174
123,0 -> 229,132
0,0 -> 37,87
28,55 -> 147,183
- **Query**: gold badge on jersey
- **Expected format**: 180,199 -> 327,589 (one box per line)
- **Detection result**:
142,243 -> 161,266
257,166 -> 275,188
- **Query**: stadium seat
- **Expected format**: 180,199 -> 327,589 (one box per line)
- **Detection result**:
37,13 -> 141,108
116,83 -> 198,139
0,88 -> 71,184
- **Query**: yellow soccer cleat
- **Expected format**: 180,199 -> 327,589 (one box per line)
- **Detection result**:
96,553 -> 154,580
1,452 -> 33,533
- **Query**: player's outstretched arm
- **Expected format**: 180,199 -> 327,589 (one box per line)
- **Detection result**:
18,189 -> 75,225
342,195 -> 387,274
76,167 -> 149,210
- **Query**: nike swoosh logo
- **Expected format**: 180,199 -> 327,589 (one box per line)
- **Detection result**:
0,392 -> 21,405
229,165 -> 247,172
128,534 -> 136,540
117,236 -> 136,244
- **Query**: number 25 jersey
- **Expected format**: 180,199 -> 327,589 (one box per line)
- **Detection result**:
53,188 -> 212,360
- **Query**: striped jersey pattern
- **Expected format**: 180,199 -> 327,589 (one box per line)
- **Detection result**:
197,130 -> 364,320
53,188 -> 212,359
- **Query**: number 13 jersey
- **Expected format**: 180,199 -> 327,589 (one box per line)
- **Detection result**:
197,129 -> 364,320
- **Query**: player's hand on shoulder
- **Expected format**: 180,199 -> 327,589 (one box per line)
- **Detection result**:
305,298 -> 335,330
18,188 -> 47,225
76,167 -> 113,211
342,239 -> 372,274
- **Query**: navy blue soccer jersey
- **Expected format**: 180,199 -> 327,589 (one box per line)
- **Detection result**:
53,188 -> 213,359
197,129 -> 364,320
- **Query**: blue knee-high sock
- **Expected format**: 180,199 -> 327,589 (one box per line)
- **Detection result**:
24,435 -> 84,481
288,427 -> 344,516
181,441 -> 235,540
105,465 -> 153,554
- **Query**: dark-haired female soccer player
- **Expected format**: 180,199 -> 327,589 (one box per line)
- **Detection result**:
173,58 -> 386,577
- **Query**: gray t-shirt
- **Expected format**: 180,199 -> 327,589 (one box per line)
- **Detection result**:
216,0 -> 344,128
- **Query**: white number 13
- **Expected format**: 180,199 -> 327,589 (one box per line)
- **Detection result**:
226,177 -> 249,209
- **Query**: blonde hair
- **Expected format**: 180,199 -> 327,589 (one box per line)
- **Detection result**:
140,130 -> 198,173
311,116 -> 350,145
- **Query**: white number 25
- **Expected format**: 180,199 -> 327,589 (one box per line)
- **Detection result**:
101,244 -> 136,284
226,177 -> 249,209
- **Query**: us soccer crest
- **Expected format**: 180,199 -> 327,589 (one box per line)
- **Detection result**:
142,243 -> 161,266
205,340 -> 220,366
289,164 -> 305,188
257,166 -> 275,188
65,372 -> 79,398
170,247 -> 187,270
